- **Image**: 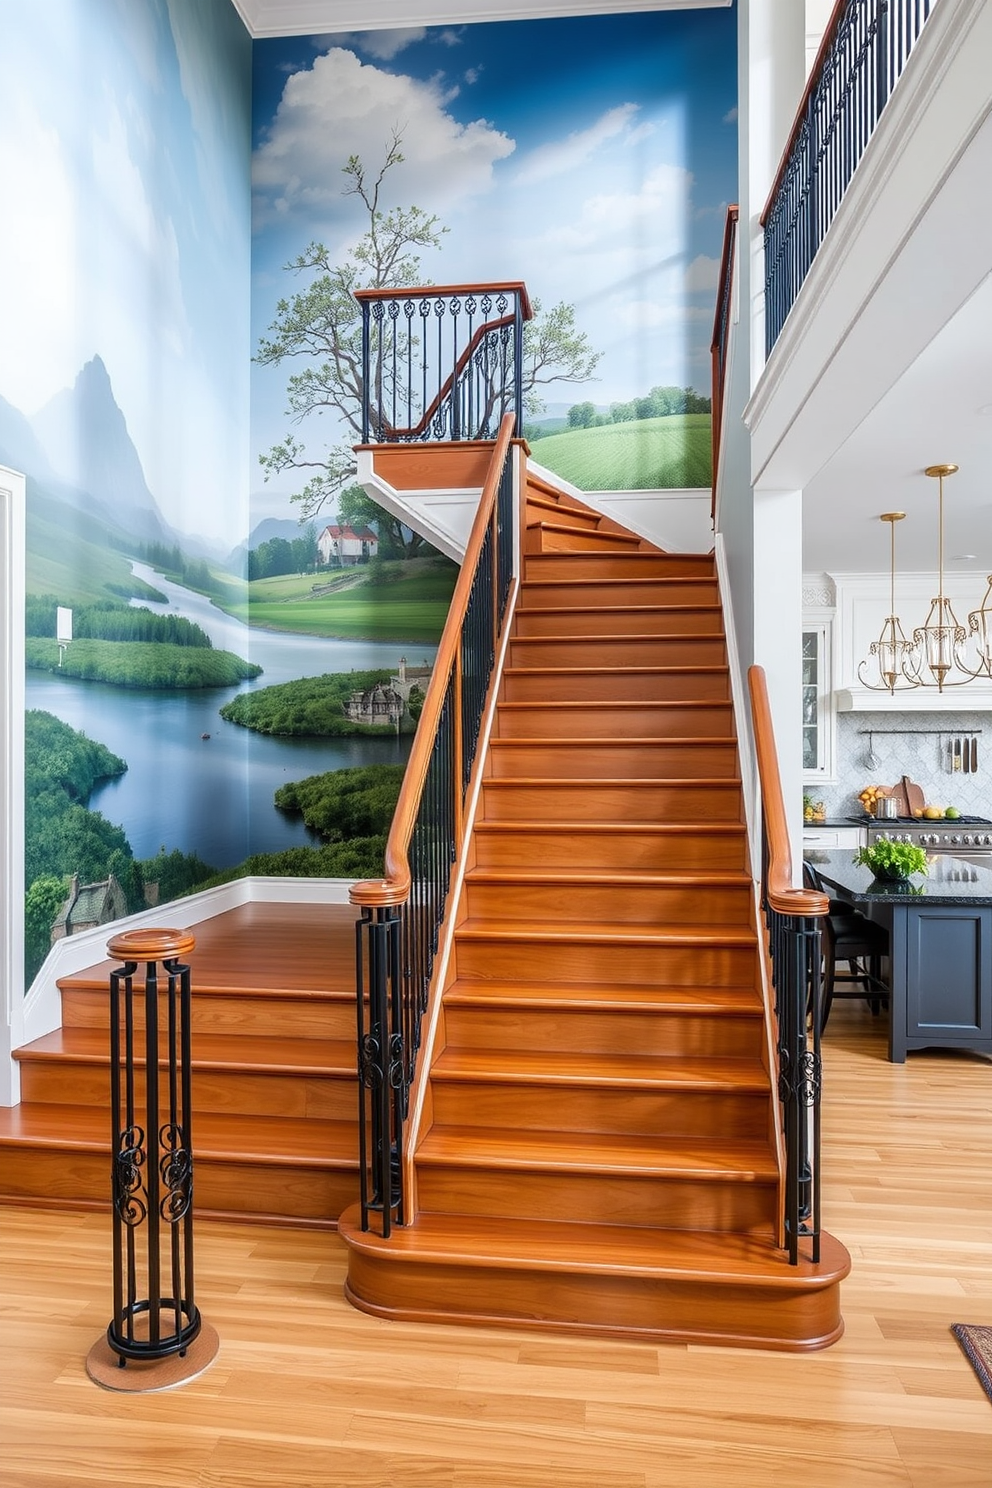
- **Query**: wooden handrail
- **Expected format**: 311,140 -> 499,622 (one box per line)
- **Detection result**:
759,0 -> 850,227
748,665 -> 828,917
354,282 -> 534,320
350,411 -> 517,910
710,204 -> 739,521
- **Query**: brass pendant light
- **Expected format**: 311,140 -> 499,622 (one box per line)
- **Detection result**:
904,464 -> 975,691
857,512 -> 918,693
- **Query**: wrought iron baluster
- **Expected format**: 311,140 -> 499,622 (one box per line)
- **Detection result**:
763,0 -> 935,354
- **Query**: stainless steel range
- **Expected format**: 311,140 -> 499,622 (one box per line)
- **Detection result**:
850,814 -> 992,855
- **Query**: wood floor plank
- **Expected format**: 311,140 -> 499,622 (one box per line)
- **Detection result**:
1,1005 -> 988,1486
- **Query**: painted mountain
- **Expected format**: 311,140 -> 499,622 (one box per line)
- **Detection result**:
0,392 -> 54,483
31,356 -> 173,546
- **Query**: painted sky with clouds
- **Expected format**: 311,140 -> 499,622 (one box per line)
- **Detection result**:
250,10 -> 737,514
0,0 -> 251,547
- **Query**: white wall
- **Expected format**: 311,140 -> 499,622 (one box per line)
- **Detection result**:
0,467 -> 26,1104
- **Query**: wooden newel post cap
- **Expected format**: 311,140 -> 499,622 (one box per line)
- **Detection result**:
107,928 -> 196,962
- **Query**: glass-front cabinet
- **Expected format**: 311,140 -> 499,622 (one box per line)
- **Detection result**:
802,621 -> 834,781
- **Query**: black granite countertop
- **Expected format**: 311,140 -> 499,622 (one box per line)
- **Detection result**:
805,850 -> 992,907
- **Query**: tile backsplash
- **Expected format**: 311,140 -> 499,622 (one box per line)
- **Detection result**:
810,709 -> 991,817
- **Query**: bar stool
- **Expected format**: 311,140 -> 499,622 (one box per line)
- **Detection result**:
803,862 -> 890,1030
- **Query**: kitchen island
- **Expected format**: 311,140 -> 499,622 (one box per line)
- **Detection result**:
805,851 -> 992,1062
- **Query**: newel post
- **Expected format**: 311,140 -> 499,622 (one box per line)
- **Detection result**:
86,927 -> 218,1391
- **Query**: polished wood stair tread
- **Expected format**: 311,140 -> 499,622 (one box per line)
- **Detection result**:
481,773 -> 743,788
443,981 -> 762,1013
56,902 -> 358,996
464,868 -> 751,889
487,740 -> 740,753
520,575 -> 714,592
418,1126 -> 777,1180
434,1048 -> 769,1091
456,919 -> 757,947
519,604 -> 722,619
14,1026 -> 355,1076
472,819 -> 747,837
527,517 -> 642,545
503,664 -> 729,678
524,493 -> 600,523
342,1209 -> 845,1285
497,700 -> 731,715
509,629 -> 724,643
0,1102 -> 356,1166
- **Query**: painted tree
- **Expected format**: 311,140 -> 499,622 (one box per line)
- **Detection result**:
257,137 -> 601,531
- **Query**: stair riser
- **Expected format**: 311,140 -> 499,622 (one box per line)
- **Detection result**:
60,990 -> 354,1042
523,554 -> 714,582
454,939 -> 755,988
462,880 -> 753,926
471,827 -> 749,871
524,545 -> 717,577
515,609 -> 724,637
486,743 -> 740,779
508,636 -> 726,668
496,704 -> 734,740
430,1083 -> 769,1138
416,1168 -> 777,1235
480,781 -> 743,822
525,526 -> 639,555
16,1062 -> 357,1122
345,1252 -> 844,1349
502,671 -> 730,703
443,1005 -> 764,1058
0,1146 -> 358,1223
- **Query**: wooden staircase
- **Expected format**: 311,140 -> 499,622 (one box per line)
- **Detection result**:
339,474 -> 849,1349
0,904 -> 362,1226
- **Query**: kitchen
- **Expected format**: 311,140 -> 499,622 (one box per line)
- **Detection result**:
800,558 -> 992,1063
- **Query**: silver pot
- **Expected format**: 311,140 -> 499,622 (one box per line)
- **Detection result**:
874,795 -> 899,819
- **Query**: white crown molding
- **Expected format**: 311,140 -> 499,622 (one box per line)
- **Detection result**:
230,0 -> 729,40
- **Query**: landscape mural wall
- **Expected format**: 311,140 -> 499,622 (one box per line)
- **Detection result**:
2,0 -> 737,986
1,0 -> 253,981
243,9 -> 738,921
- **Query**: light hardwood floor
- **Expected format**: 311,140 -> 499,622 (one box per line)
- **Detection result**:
1,1003 -> 989,1488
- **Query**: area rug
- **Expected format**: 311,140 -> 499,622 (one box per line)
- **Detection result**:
952,1325 -> 992,1404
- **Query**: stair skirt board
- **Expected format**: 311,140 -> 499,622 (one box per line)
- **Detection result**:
338,479 -> 848,1351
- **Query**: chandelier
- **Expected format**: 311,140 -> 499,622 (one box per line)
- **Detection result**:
905,464 -> 981,690
857,512 -> 917,693
856,464 -> 991,693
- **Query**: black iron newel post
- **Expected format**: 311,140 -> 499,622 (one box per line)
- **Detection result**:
105,928 -> 201,1366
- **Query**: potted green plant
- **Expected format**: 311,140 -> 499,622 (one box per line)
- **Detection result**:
854,840 -> 929,882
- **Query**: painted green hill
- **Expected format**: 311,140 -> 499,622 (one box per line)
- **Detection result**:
529,413 -> 712,490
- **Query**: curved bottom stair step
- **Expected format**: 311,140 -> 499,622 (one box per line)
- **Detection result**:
339,1207 -> 851,1351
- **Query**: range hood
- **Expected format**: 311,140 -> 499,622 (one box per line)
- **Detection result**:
836,684 -> 992,712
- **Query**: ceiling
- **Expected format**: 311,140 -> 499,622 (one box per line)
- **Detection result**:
233,0 -> 989,579
803,270 -> 992,578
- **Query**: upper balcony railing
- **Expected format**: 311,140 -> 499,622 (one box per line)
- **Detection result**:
761,0 -> 936,355
355,283 -> 533,446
